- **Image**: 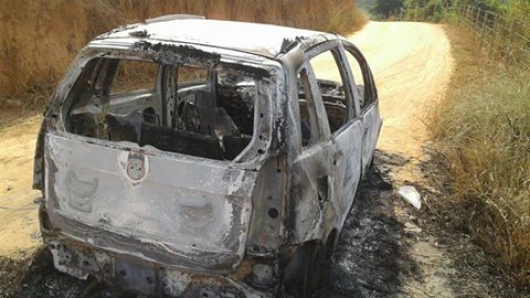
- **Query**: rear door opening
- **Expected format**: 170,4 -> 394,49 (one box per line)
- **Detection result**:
43,49 -> 276,270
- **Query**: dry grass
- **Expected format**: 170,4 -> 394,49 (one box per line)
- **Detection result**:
0,0 -> 368,107
430,26 -> 530,290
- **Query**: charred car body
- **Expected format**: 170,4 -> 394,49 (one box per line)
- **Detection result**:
33,15 -> 381,297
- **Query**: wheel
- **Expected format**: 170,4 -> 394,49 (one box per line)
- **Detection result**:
285,243 -> 324,298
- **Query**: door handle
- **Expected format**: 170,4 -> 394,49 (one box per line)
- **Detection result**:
317,176 -> 329,203
333,150 -> 343,166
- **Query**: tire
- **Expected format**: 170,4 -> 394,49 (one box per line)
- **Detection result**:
285,243 -> 324,298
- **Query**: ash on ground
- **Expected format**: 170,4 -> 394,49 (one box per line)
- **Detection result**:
318,152 -> 419,298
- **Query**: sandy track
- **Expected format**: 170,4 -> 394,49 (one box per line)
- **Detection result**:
349,22 -> 453,158
0,21 -> 454,269
348,22 -> 455,298
0,116 -> 41,255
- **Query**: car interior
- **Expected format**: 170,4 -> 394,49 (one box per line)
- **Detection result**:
63,58 -> 260,161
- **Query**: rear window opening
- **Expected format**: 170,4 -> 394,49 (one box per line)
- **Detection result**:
63,57 -> 266,161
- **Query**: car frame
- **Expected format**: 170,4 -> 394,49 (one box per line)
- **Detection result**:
33,15 -> 381,298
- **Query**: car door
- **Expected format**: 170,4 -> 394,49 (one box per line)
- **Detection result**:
287,61 -> 336,243
306,45 -> 364,229
342,43 -> 381,173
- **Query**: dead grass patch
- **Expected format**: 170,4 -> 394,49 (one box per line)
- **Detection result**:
0,0 -> 368,111
430,25 -> 530,291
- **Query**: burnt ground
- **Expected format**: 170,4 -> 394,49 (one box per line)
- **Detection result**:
0,150 -> 518,298
317,155 -> 417,297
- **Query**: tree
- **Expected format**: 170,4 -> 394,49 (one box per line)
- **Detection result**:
451,0 -> 530,22
371,0 -> 404,17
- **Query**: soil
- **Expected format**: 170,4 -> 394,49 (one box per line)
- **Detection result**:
0,21 -> 516,297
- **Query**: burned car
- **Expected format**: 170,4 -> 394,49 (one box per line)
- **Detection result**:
33,15 -> 381,297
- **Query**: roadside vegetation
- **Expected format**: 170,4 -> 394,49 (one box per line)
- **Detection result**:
368,0 -> 530,24
430,25 -> 530,290
0,0 -> 367,112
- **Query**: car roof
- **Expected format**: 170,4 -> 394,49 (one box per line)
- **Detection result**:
100,16 -> 338,58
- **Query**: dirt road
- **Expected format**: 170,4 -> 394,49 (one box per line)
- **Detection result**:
352,22 -> 453,159
349,22 -> 456,297
0,21 -> 455,297
0,116 -> 41,256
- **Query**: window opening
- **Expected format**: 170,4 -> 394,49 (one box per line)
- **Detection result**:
308,50 -> 349,133
65,57 -> 267,161
297,68 -> 320,148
